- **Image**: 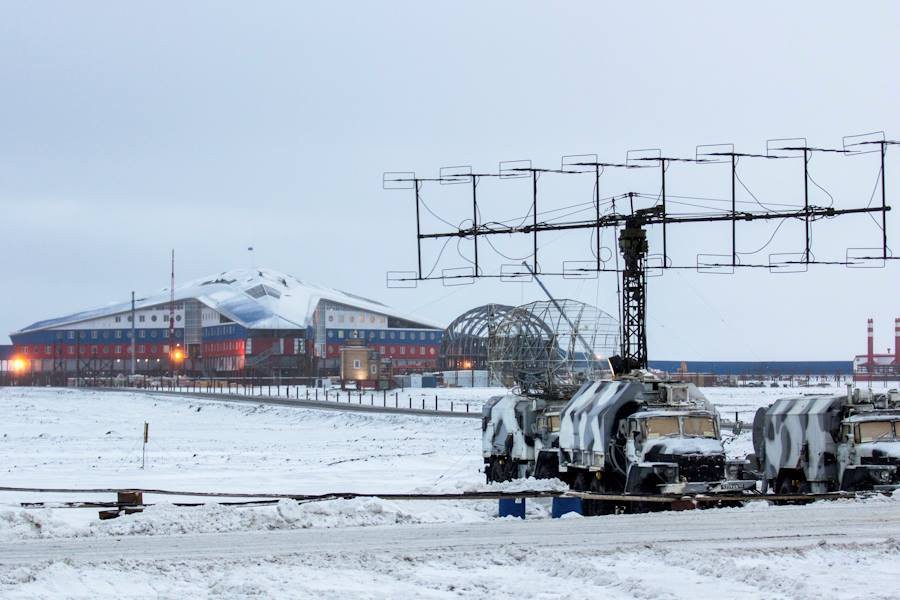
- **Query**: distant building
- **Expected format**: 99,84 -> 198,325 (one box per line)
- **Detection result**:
648,360 -> 853,377
0,345 -> 13,379
8,268 -> 442,381
853,318 -> 900,384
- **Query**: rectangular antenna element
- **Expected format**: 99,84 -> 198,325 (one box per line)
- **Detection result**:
386,271 -> 418,288
563,260 -> 599,279
626,148 -> 661,167
383,171 -> 416,190
845,248 -> 887,268
499,159 -> 532,179
768,252 -> 808,273
645,254 -> 666,277
842,131 -> 885,156
439,165 -> 473,185
561,154 -> 598,173
766,138 -> 807,158
696,254 -> 735,274
695,143 -> 735,164
500,263 -> 533,282
441,267 -> 475,286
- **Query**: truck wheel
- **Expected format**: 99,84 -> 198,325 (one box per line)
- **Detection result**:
774,471 -> 809,504
572,472 -> 595,516
534,452 -> 559,480
588,476 -> 616,516
489,458 -> 510,483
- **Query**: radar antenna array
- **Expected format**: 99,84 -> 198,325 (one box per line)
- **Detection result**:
384,134 -> 895,373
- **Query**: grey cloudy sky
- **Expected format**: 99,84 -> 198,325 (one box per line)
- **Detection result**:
1,1 -> 898,360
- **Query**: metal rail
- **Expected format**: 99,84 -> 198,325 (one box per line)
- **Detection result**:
86,387 -> 482,419
0,485 -> 883,506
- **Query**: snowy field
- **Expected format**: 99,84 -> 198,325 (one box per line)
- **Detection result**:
1,385 -> 898,599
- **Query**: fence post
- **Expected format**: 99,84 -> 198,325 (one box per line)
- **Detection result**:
435,395 -> 438,411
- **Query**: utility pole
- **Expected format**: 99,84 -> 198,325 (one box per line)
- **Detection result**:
169,250 -> 176,379
131,291 -> 136,377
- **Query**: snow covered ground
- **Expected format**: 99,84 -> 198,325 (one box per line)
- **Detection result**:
3,497 -> 899,599
1,385 -> 898,599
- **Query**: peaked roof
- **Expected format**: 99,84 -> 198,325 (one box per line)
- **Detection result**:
14,268 -> 442,334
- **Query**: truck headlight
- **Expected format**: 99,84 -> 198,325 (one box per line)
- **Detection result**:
878,469 -> 892,481
658,464 -> 679,482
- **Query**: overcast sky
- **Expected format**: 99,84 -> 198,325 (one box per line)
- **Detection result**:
1,1 -> 898,360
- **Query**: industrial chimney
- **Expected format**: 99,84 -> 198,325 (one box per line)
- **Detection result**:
868,318 -> 875,366
895,317 -> 899,365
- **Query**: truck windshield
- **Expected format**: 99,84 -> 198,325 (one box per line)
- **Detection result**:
547,415 -> 561,433
857,421 -> 894,442
643,416 -> 681,439
683,416 -> 717,438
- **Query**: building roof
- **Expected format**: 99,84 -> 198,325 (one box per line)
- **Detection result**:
853,354 -> 898,366
14,268 -> 442,334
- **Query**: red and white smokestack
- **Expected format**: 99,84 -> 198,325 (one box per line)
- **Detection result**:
867,318 -> 874,365
894,317 -> 899,364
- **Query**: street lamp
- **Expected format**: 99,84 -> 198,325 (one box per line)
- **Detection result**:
10,356 -> 28,385
11,357 -> 27,373
171,345 -> 185,383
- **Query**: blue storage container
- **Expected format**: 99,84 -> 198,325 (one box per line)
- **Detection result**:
551,497 -> 582,518
498,497 -> 526,519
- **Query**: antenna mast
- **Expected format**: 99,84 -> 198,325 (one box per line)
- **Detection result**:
385,134 -> 896,377
169,249 -> 176,378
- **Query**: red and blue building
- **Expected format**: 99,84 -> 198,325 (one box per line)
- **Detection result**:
8,268 -> 442,381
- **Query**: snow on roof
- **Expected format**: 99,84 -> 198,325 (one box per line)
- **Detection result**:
15,268 -> 442,333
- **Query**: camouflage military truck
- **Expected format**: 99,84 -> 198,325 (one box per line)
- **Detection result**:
752,387 -> 900,493
482,372 -> 755,513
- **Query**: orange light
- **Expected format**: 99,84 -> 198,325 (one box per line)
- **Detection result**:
11,357 -> 28,373
171,347 -> 185,363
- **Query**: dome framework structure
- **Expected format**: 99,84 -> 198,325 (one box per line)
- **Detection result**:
440,304 -> 518,371
488,299 -> 619,397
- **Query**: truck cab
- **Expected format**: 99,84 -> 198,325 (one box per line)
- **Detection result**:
837,411 -> 900,491
622,409 -> 752,494
753,388 -> 900,494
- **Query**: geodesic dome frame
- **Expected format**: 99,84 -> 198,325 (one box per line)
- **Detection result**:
441,304 -> 517,370
488,299 -> 619,397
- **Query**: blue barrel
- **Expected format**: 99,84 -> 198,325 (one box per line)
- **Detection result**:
498,497 -> 526,518
551,497 -> 582,518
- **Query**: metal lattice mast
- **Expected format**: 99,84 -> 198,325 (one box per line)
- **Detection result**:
618,211 -> 651,370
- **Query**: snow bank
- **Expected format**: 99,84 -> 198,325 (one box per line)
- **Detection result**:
0,497 -> 492,541
463,477 -> 569,493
